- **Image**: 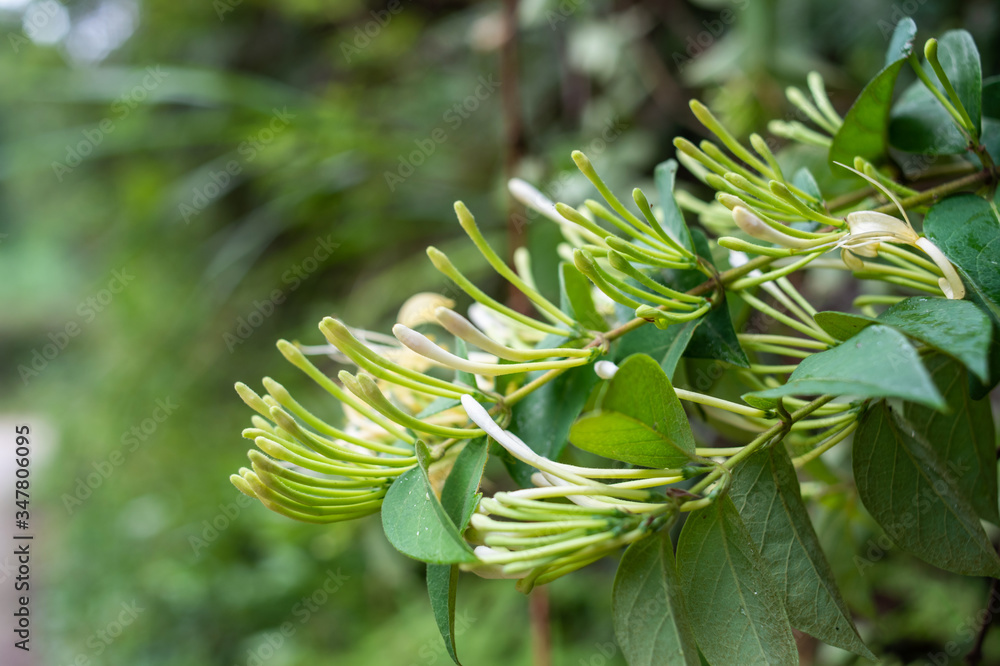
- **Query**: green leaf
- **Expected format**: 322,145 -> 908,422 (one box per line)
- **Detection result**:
654,159 -> 694,252
678,230 -> 749,368
613,531 -> 700,666
381,467 -> 476,565
746,325 -> 946,410
559,262 -> 608,331
427,564 -> 461,666
813,311 -> 874,341
878,297 -> 992,383
905,354 -> 998,524
730,446 -> 875,660
889,30 -> 983,154
440,438 -> 489,531
570,355 -> 695,468
853,400 -> 1000,577
424,439 -> 488,666
817,298 -> 993,383
506,363 -> 600,486
791,167 -> 822,201
885,17 -> 917,67
830,24 -> 912,167
614,319 -> 701,380
983,75 -> 1000,118
676,498 -> 797,666
889,81 -> 968,155
923,193 -> 1000,396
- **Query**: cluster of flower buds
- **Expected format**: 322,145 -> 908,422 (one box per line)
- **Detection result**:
459,395 -> 682,589
230,188 -> 626,523
510,152 -> 711,331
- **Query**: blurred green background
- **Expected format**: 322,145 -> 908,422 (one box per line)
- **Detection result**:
3,0 -> 1000,664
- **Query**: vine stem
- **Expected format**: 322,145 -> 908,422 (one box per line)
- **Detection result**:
686,395 -> 835,498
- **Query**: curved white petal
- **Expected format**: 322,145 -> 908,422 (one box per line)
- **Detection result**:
915,237 -> 966,300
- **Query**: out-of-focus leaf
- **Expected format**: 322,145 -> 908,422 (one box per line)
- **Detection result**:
654,159 -> 694,251
560,262 -> 608,331
830,20 -> 915,166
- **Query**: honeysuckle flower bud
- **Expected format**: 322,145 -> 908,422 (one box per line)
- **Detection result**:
434,308 -> 592,363
731,206 -> 818,249
594,360 -> 618,379
393,324 -> 593,376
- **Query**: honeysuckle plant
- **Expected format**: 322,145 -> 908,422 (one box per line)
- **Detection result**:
229,20 -> 1000,665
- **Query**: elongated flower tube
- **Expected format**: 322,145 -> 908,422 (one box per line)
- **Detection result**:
393,324 -> 594,376
731,206 -> 830,250
434,308 -> 593,361
834,163 -> 966,299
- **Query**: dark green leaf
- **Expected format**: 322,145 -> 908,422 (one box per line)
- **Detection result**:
746,325 -> 945,410
440,438 -> 489,530
923,193 -> 1000,395
560,262 -> 608,331
427,564 -> 462,665
813,311 -> 874,341
853,400 -> 1000,577
678,230 -> 749,368
905,354 -> 998,524
730,446 -> 875,660
654,159 -> 694,252
452,337 -> 478,389
614,319 -> 701,380
982,75 -> 1000,118
878,297 -> 992,383
381,467 -> 476,564
677,498 -> 797,666
613,531 -> 700,666
506,363 -> 600,486
570,355 -> 695,467
830,57 -> 907,166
